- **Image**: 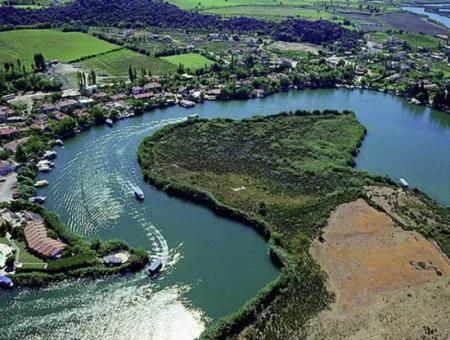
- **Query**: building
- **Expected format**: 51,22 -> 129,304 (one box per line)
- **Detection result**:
24,220 -> 65,259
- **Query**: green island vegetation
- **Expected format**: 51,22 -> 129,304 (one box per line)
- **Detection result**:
0,29 -> 119,67
137,111 -> 450,338
76,48 -> 177,78
0,200 -> 149,287
161,53 -> 215,71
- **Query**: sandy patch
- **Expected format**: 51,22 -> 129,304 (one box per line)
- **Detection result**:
311,198 -> 450,315
307,198 -> 450,339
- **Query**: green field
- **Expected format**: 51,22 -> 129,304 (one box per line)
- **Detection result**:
17,241 -> 46,270
0,237 -> 8,245
161,53 -> 214,71
202,5 -> 338,20
0,29 -> 119,67
78,48 -> 176,78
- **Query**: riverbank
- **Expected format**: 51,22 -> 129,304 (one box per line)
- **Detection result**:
137,111 -> 450,338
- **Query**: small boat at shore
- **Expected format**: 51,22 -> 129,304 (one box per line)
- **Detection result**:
187,113 -> 199,121
34,179 -> 49,187
43,150 -> 57,160
134,187 -> 144,200
147,257 -> 163,276
106,118 -> 113,127
29,196 -> 46,204
400,178 -> 410,188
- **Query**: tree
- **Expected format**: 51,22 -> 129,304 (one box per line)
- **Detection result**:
33,53 -> 46,72
15,145 -> 27,163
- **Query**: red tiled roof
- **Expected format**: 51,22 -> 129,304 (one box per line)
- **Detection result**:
24,220 -> 65,258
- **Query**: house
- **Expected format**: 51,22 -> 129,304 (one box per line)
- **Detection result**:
84,85 -> 97,96
134,92 -> 154,100
3,137 -> 30,153
61,89 -> 80,98
0,106 -> 14,123
56,99 -> 78,112
24,219 -> 65,259
131,86 -> 144,96
41,103 -> 58,114
0,127 -> 17,139
53,112 -> 69,121
144,82 -> 162,91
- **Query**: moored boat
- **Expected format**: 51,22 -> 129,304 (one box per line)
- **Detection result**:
43,150 -> 57,160
400,178 -> 410,188
29,196 -> 46,204
106,118 -> 113,127
147,257 -> 163,276
34,179 -> 49,187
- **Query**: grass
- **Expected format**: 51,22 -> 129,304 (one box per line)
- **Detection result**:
0,237 -> 9,245
77,48 -> 176,78
138,111 -> 371,338
395,33 -> 441,49
17,241 -> 46,270
138,111 -> 450,338
0,29 -> 119,67
201,5 -> 339,21
160,53 -> 214,71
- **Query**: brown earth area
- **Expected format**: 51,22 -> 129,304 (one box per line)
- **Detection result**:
307,198 -> 450,339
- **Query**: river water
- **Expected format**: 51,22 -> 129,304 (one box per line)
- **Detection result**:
1,88 -> 449,339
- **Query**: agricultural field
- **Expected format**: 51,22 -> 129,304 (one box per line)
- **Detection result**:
202,5 -> 340,21
0,29 -> 119,68
379,12 -> 448,35
161,53 -> 214,71
169,0 -> 391,11
76,48 -> 176,78
368,31 -> 442,49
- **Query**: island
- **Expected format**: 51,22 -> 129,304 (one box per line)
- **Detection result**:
138,110 -> 450,339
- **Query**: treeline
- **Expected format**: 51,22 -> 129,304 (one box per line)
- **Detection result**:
0,58 -> 61,96
0,0 -> 359,45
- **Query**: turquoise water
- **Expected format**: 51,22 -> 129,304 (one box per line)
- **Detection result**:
0,88 -> 449,339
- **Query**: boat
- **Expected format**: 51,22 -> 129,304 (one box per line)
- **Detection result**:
29,196 -> 46,204
106,118 -> 113,127
187,113 -> 199,121
43,150 -> 57,160
399,178 -> 410,188
34,179 -> 49,187
147,257 -> 163,276
54,139 -> 64,146
38,165 -> 52,172
179,99 -> 196,108
0,275 -> 14,289
134,187 -> 144,200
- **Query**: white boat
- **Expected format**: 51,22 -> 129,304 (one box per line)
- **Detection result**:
134,187 -> 144,200
38,165 -> 52,172
29,196 -> 46,204
179,100 -> 196,108
399,178 -> 409,188
43,150 -> 57,160
187,113 -> 199,121
34,179 -> 49,187
106,118 -> 113,127
54,139 -> 64,146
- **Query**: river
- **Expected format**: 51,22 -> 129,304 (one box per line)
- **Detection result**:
402,6 -> 450,28
1,88 -> 450,339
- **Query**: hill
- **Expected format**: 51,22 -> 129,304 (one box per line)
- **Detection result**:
0,0 -> 358,45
